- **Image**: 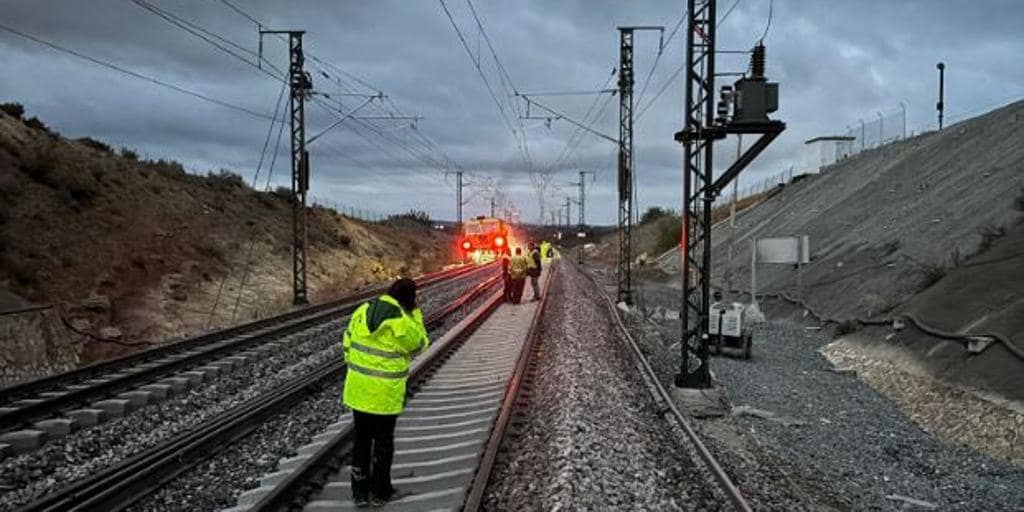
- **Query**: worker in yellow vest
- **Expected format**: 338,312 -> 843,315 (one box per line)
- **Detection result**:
540,240 -> 553,260
508,247 -> 530,304
342,278 -> 428,507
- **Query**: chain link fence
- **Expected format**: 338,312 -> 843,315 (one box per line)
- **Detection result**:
842,104 -> 908,155
309,195 -> 389,223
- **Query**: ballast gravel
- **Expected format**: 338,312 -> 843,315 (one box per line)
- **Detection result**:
632,276 -> 1024,511
130,274 -> 497,512
483,263 -> 723,511
0,270 -> 491,511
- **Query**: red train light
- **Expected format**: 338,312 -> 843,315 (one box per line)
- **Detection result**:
461,240 -> 471,250
494,236 -> 505,247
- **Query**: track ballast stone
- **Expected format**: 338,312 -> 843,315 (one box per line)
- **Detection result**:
0,271 -> 488,511
484,262 -> 722,511
130,272 -> 495,512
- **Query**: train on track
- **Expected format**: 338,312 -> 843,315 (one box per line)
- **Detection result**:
459,215 -> 516,263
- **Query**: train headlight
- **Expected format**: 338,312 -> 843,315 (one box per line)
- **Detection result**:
494,236 -> 505,247
461,240 -> 471,250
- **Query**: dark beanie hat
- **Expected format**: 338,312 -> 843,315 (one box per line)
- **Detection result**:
388,277 -> 417,312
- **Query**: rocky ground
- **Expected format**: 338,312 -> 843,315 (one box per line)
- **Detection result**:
485,261 -> 768,511
0,270 -> 490,511
628,273 -> 1024,511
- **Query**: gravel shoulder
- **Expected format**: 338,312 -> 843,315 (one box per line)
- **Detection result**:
483,261 -> 723,511
630,273 -> 1024,511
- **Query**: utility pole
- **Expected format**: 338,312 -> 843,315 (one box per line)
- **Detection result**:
725,134 -> 741,294
673,0 -> 785,388
572,170 -> 594,264
877,111 -> 884,146
489,196 -> 496,218
261,29 -> 312,305
445,170 -> 466,228
564,196 -> 572,229
616,25 -> 663,305
899,101 -> 907,139
936,62 -> 945,130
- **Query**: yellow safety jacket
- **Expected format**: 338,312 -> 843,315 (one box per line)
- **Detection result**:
540,241 -> 553,260
342,294 -> 429,415
509,254 -> 530,279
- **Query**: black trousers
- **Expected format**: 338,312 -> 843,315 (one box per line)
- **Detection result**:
502,274 -> 513,302
510,277 -> 526,303
351,410 -> 398,500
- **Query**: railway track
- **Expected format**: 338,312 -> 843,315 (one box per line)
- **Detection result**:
226,258 -> 754,512
14,271 -> 503,512
0,264 -> 490,454
219,264 -> 556,512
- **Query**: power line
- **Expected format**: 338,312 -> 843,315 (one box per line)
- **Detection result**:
438,0 -> 520,142
759,0 -> 774,42
634,0 -> 741,121
0,22 -> 276,121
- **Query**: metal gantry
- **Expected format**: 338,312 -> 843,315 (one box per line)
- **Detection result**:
573,170 -> 594,263
616,26 -> 663,304
676,1 -> 716,387
673,0 -> 785,388
616,27 -> 635,304
262,30 -> 313,306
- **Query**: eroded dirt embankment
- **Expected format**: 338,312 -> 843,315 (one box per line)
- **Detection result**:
0,108 -> 452,377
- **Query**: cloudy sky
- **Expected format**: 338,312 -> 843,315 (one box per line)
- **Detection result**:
2,1 -> 1022,224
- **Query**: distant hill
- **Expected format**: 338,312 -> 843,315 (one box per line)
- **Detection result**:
0,104 -> 452,377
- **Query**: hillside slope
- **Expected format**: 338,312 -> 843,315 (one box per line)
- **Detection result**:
703,100 -> 1023,341
0,107 -> 452,377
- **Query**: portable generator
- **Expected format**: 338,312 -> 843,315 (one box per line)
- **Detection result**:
708,299 -> 752,360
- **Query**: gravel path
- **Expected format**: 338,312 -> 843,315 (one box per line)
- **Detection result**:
632,275 -> 1024,511
0,270 -> 490,511
483,262 -> 723,511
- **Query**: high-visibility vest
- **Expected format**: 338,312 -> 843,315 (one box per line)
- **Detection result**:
342,294 -> 429,415
509,254 -> 530,279
540,241 -> 552,260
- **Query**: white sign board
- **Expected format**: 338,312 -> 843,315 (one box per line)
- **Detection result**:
755,236 -> 810,264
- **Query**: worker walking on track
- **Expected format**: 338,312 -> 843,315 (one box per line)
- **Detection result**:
342,278 -> 429,507
527,241 -> 542,301
500,251 -> 513,302
508,247 -> 530,304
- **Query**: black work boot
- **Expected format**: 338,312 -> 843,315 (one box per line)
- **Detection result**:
351,466 -> 370,508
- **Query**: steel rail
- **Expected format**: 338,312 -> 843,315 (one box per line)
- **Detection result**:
17,273 -> 502,512
461,261 -> 557,510
578,261 -> 753,512
1,264 -> 478,403
0,265 -> 490,432
250,282 -> 509,511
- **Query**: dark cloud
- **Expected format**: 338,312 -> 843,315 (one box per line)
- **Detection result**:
1,0 -> 1021,223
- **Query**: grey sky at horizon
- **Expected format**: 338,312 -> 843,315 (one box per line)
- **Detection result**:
1,0 -> 1022,224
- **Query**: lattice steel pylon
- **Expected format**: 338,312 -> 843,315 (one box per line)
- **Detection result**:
616,28 -> 635,305
676,0 -> 717,387
674,0 -> 785,388
262,30 -> 313,305
616,26 -> 663,304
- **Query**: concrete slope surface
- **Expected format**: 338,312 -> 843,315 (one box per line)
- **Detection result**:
703,100 -> 1023,351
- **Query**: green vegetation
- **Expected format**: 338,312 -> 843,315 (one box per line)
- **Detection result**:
388,210 -> 431,226
77,137 -> 113,154
640,206 -> 670,224
652,212 -> 683,255
1,102 -> 25,119
205,169 -> 246,191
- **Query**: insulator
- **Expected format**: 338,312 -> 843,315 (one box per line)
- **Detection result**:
751,43 -> 766,78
